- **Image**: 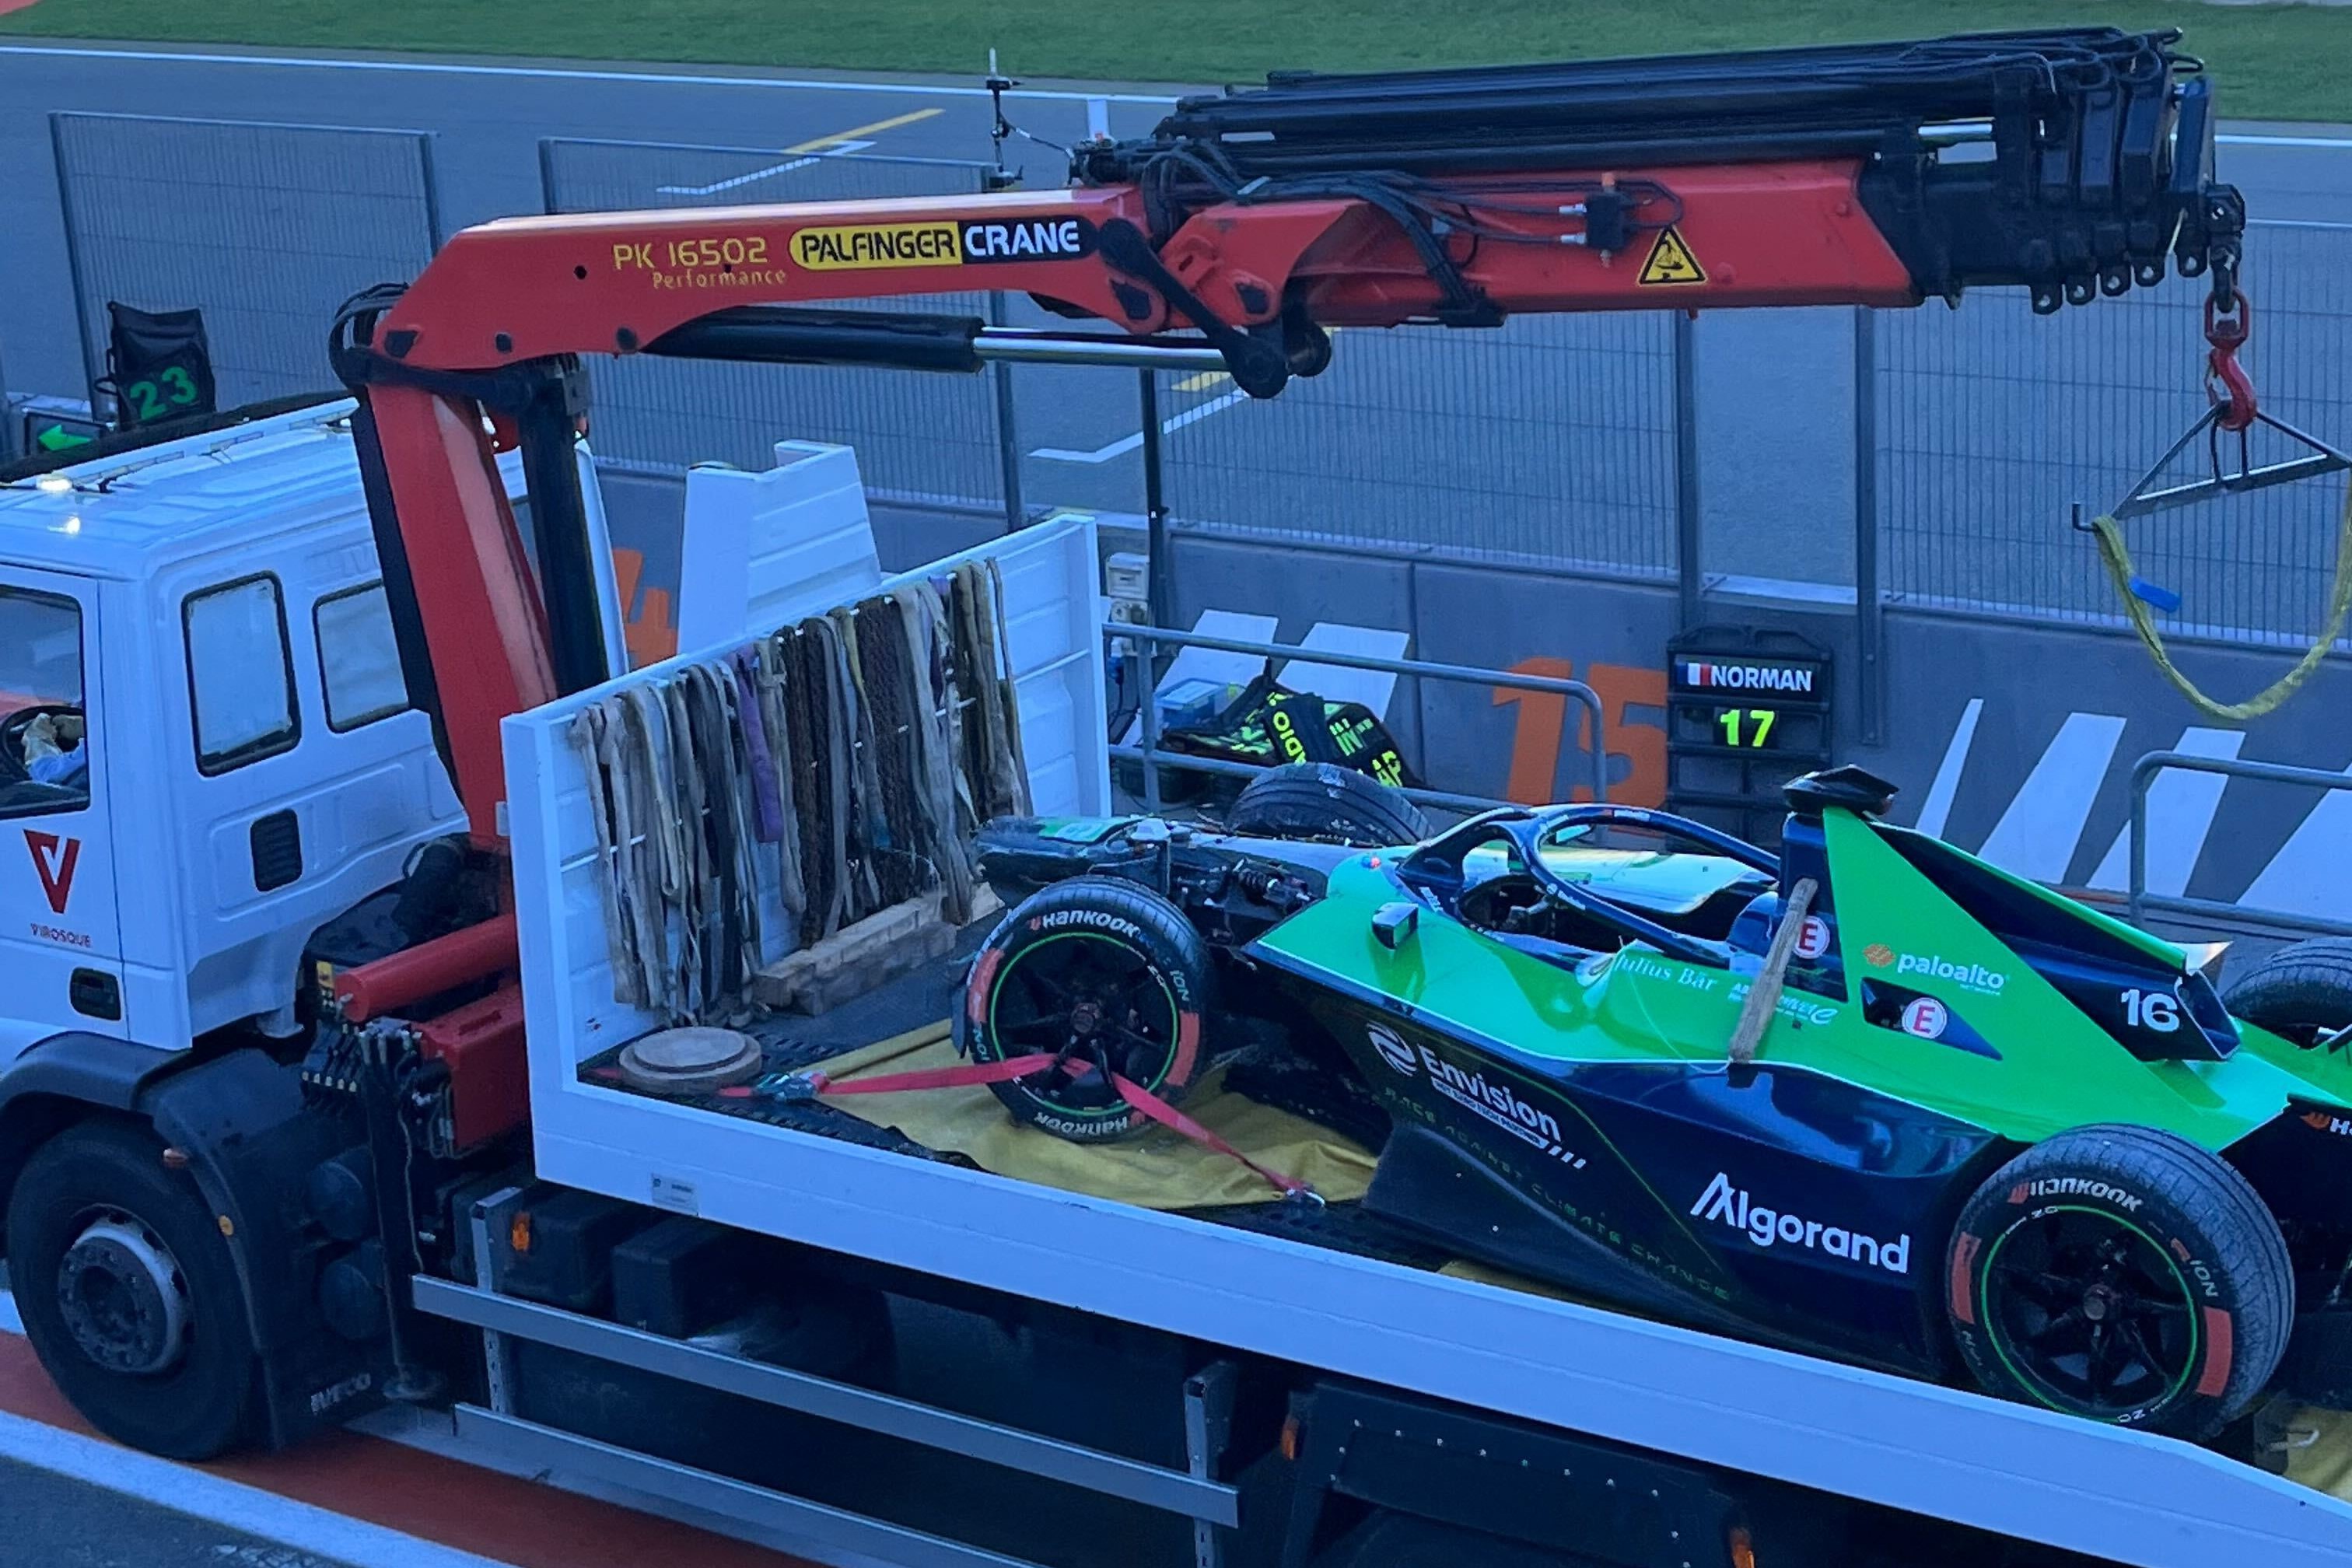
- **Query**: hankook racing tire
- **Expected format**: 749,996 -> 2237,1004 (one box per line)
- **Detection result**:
2221,937 -> 2352,1051
1228,761 -> 1430,849
1945,1125 -> 2292,1440
6,1122 -> 261,1459
958,876 -> 1215,1143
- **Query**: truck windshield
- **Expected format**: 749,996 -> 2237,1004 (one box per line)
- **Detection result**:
0,585 -> 89,816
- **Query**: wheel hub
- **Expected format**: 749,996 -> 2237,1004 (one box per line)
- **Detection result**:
55,1214 -> 191,1376
1067,999 -> 1104,1036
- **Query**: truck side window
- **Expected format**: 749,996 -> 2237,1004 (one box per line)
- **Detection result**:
184,574 -> 299,774
314,582 -> 409,731
0,586 -> 90,818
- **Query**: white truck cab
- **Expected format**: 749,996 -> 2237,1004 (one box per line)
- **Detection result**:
0,402 -> 478,1069
0,404 -> 879,1073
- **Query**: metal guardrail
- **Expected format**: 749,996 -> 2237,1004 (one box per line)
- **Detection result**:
2128,750 -> 2352,938
1105,622 -> 1608,813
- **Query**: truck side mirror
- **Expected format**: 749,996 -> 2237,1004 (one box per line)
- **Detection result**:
1371,901 -> 1419,951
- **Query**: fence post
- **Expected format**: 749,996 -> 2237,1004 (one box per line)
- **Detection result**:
48,114 -> 102,408
1853,307 -> 1884,747
536,137 -> 561,217
1139,368 -> 1171,642
988,289 -> 1027,534
1672,312 -> 1703,629
979,167 -> 1027,533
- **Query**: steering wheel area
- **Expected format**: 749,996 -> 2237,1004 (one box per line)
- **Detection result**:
1399,804 -> 1769,968
0,703 -> 82,786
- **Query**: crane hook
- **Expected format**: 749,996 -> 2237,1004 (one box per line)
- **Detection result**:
2204,289 -> 2257,435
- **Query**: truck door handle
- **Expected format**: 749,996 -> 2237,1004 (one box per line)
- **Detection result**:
70,968 -> 122,1022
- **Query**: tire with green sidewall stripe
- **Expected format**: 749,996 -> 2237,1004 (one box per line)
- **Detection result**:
1944,1124 -> 2291,1440
959,876 -> 1215,1143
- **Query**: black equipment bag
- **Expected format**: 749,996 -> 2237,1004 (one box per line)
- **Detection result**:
1160,664 -> 1421,791
103,303 -> 217,429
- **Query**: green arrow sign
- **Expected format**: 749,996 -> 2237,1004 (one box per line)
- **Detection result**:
35,423 -> 96,453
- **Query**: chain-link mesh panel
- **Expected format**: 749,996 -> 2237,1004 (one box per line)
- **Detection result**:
1876,222 -> 2352,642
51,113 -> 438,407
1160,312 -> 1678,577
539,138 -> 1008,512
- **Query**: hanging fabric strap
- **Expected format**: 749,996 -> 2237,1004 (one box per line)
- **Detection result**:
2091,485 -> 2352,723
765,1054 -> 1315,1201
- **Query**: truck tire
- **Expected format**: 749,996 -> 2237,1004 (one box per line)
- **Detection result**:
6,1122 -> 261,1458
1944,1124 -> 2292,1441
2221,937 -> 2352,1049
1311,1512 -> 1581,1568
959,877 -> 1214,1143
1228,761 -> 1430,848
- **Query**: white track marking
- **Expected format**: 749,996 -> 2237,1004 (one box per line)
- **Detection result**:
656,141 -> 872,196
1283,623 -> 1413,720
0,1405 -> 519,1568
1032,387 -> 1249,464
1912,697 -> 1982,840
0,44 -> 1182,102
1976,712 -> 2127,882
2088,726 -> 2244,896
2239,761 -> 2352,921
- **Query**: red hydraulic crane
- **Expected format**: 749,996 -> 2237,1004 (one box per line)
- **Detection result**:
329,27 -> 2256,855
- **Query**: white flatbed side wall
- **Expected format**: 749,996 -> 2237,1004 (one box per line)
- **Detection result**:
502,520 -> 2352,1568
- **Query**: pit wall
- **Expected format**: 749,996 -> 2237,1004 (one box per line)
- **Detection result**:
590,460 -> 2352,930
1160,528 -> 2352,928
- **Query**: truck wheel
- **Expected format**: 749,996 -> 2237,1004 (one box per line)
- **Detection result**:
2221,937 -> 2352,1049
1311,1512 -> 1580,1568
1944,1125 -> 2292,1440
960,877 -> 1213,1143
1228,761 -> 1429,848
5,1122 -> 260,1459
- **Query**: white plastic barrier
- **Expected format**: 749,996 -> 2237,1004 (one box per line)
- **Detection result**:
674,442 -> 880,655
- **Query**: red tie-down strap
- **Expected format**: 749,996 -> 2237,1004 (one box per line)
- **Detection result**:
741,1054 -> 1318,1201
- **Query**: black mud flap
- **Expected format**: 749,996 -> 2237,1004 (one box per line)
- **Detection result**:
139,1050 -> 383,1447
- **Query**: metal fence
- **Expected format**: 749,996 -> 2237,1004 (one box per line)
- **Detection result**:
1159,310 -> 1682,579
537,138 -> 1017,521
1872,220 -> 2352,644
27,114 -> 2352,653
50,113 -> 440,408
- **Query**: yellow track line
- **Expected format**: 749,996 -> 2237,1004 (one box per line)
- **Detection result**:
783,107 -> 942,155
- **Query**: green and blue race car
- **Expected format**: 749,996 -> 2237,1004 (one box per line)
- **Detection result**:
960,765 -> 2352,1444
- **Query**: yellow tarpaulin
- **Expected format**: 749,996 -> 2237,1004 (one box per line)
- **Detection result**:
808,1023 -> 1376,1208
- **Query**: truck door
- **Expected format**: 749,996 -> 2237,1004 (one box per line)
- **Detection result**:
0,571 -> 128,1056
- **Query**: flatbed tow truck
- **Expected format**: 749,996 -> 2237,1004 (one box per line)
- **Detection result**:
5,29 -> 2350,1568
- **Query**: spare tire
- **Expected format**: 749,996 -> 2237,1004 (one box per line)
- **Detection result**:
1227,761 -> 1429,848
1944,1123 -> 2292,1440
2221,937 -> 2352,1050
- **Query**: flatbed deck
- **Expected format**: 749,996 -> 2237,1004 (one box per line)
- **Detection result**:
502,515 -> 2352,1568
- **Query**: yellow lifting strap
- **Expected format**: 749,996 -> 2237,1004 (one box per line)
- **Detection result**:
2090,477 -> 2352,722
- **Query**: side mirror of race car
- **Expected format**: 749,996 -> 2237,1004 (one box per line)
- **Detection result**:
1371,901 -> 1420,950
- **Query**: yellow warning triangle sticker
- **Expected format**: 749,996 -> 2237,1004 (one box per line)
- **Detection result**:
1638,226 -> 1707,287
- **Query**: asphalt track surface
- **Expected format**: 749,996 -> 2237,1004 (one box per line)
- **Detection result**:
2,42 -> 2350,586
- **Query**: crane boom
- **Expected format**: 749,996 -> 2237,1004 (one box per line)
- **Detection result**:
329,27 -> 2249,844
